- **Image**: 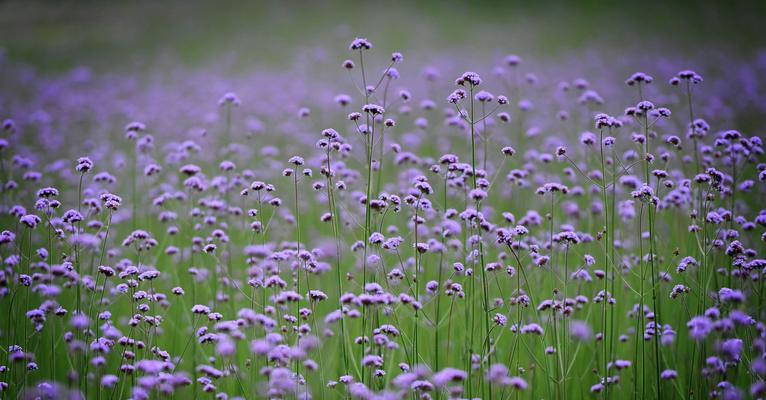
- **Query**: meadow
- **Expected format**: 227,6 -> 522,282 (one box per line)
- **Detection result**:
1,2 -> 765,399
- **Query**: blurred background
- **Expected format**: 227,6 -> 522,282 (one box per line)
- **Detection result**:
2,0 -> 766,153
1,0 -> 765,74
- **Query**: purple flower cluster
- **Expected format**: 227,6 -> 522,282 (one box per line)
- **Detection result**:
0,34 -> 764,400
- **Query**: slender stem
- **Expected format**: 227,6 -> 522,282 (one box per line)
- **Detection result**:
467,85 -> 492,399
325,147 -> 350,377
639,107 -> 662,398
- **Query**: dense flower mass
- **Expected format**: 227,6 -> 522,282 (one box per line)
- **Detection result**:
0,16 -> 765,400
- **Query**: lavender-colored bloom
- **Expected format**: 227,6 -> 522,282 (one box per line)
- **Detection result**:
432,368 -> 467,387
687,316 -> 713,341
720,338 -> 743,360
349,38 -> 373,50
660,369 -> 677,380
718,287 -> 745,303
20,214 -> 42,228
569,320 -> 592,341
76,157 -> 94,173
101,374 -> 119,388
509,376 -> 528,390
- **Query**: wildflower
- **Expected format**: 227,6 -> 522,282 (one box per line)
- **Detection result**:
455,72 -> 481,86
687,316 -> 712,341
432,368 -> 467,387
670,284 -> 689,299
62,209 -> 83,224
101,374 -> 119,388
362,104 -> 385,115
447,89 -> 466,104
626,72 -> 653,86
569,320 -> 592,341
509,376 -> 528,390
20,214 -> 41,228
660,369 -> 677,380
720,338 -> 743,360
76,157 -> 94,173
192,305 -> 211,315
218,92 -> 241,107
670,70 -> 703,85
475,90 -> 494,103
349,38 -> 373,50
719,287 -> 745,303
520,323 -> 544,335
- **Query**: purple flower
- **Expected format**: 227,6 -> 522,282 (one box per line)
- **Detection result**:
687,316 -> 713,341
569,320 -> 592,341
101,374 -> 119,388
720,338 -> 743,361
76,157 -> 93,173
455,72 -> 481,87
432,368 -> 467,387
718,287 -> 745,303
509,376 -> 528,390
218,92 -> 241,107
349,38 -> 373,50
19,214 -> 42,228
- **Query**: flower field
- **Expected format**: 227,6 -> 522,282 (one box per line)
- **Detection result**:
1,2 -> 765,399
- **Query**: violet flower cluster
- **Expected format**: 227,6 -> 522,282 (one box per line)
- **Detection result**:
0,37 -> 765,400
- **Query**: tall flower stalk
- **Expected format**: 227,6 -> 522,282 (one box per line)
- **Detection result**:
628,72 -> 665,398
319,129 -> 351,377
449,72 -> 507,399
